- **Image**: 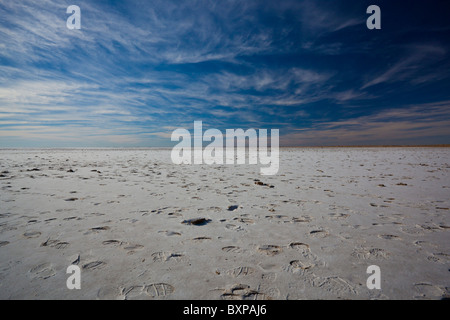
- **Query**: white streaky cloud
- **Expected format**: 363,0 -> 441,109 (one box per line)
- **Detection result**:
333,90 -> 374,102
140,132 -> 173,139
0,81 -> 99,105
0,121 -> 29,125
282,101 -> 450,146
0,0 -> 289,69
362,44 -> 447,89
92,108 -> 132,116
207,68 -> 332,93
298,0 -> 363,37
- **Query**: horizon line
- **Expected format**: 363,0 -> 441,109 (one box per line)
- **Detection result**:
1,144 -> 449,150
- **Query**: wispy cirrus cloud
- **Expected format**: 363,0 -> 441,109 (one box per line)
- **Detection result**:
362,44 -> 447,89
0,0 -> 449,147
283,101 -> 450,146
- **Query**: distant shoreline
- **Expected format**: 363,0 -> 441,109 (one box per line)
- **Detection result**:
0,145 -> 449,150
282,144 -> 450,148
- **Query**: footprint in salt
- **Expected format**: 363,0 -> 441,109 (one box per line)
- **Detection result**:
257,245 -> 283,256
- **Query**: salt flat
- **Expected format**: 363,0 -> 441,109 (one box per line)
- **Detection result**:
0,148 -> 448,300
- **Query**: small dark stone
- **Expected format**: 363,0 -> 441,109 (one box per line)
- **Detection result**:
182,218 -> 211,226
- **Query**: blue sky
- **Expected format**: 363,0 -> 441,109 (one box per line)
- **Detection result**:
0,0 -> 449,147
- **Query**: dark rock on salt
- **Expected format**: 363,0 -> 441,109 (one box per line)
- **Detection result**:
182,218 -> 211,226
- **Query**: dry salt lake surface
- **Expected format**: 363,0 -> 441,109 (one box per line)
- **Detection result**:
0,147 -> 448,300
